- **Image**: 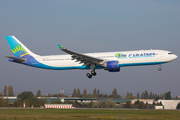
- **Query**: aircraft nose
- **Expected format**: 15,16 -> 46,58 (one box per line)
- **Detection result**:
173,54 -> 178,60
175,54 -> 178,59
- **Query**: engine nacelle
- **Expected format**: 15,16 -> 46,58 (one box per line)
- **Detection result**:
109,68 -> 120,72
103,61 -> 120,72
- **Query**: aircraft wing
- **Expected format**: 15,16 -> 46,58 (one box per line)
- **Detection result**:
58,44 -> 104,66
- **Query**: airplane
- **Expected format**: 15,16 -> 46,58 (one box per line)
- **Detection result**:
5,36 -> 178,78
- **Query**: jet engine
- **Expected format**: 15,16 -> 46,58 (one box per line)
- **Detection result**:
103,61 -> 120,72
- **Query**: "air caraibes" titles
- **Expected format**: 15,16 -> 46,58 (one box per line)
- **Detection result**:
115,53 -> 156,59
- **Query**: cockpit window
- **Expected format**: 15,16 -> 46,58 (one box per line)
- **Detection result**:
168,53 -> 173,54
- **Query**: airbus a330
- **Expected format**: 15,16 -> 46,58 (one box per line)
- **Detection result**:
5,36 -> 177,78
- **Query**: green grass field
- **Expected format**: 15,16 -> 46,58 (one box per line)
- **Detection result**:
0,108 -> 180,120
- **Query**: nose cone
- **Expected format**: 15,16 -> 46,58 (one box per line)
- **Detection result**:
175,54 -> 178,59
167,52 -> 178,62
172,54 -> 178,60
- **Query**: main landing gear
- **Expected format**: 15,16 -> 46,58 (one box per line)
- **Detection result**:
158,64 -> 162,71
86,64 -> 97,79
86,70 -> 97,78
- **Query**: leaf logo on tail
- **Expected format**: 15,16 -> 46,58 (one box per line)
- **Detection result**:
11,44 -> 29,57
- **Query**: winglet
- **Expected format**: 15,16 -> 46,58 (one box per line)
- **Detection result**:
57,44 -> 64,49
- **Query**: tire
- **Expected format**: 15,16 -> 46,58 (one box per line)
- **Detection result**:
158,67 -> 162,71
93,72 -> 97,76
91,70 -> 96,76
86,73 -> 92,78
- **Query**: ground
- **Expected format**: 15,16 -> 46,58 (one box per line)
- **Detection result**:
0,108 -> 180,120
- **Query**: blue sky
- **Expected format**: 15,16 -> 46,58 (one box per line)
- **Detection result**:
0,0 -> 180,97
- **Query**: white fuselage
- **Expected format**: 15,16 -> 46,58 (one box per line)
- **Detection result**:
33,49 -> 177,70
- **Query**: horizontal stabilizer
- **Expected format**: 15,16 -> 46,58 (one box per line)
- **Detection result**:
5,56 -> 26,63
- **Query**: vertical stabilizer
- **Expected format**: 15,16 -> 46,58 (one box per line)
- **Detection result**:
5,36 -> 39,58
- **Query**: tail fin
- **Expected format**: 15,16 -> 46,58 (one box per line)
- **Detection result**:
5,36 -> 38,58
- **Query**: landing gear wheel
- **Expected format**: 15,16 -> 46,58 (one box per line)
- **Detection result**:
91,70 -> 97,76
158,67 -> 162,71
86,73 -> 92,78
93,72 -> 97,76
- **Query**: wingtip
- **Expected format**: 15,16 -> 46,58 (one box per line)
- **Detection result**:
57,44 -> 64,49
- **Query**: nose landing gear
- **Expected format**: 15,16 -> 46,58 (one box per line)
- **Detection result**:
158,64 -> 162,71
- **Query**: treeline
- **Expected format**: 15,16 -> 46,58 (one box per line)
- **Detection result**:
133,90 -> 179,100
72,88 -> 122,99
33,89 -> 68,98
1,91 -> 180,109
71,88 -> 180,100
0,86 -> 14,97
0,98 -> 10,107
0,91 -> 46,107
1,86 -> 179,100
14,91 -> 46,107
